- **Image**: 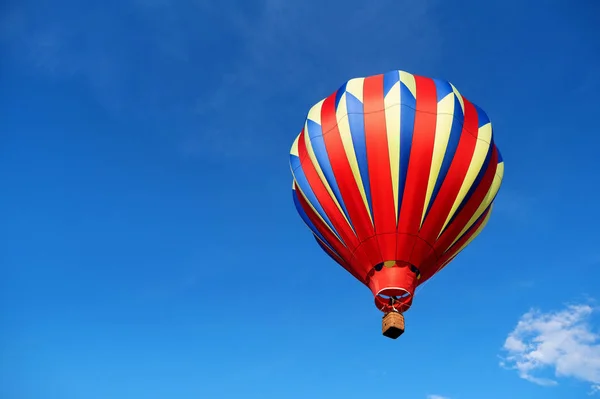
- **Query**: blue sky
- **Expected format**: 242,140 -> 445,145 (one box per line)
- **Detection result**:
1,0 -> 599,398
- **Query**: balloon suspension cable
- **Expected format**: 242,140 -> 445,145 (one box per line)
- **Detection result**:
414,263 -> 447,296
378,295 -> 403,313
389,296 -> 400,313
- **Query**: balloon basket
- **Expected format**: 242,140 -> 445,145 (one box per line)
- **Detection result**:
382,312 -> 405,339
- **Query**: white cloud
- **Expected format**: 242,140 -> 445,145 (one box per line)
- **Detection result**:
427,395 -> 449,399
500,303 -> 600,392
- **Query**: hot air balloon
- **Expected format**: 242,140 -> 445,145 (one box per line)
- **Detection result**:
289,70 -> 504,339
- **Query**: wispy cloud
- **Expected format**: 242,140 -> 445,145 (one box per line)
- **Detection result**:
0,5 -> 130,112
1,0 -> 446,161
367,368 -> 388,377
427,395 -> 449,399
500,303 -> 600,393
492,187 -> 542,223
512,280 -> 535,289
171,0 -> 447,159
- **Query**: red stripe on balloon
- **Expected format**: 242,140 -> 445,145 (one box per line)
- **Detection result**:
363,74 -> 396,262
439,207 -> 492,265
426,206 -> 492,282
295,186 -> 368,280
315,236 -> 366,284
418,98 -> 480,244
434,146 -> 498,255
294,183 -> 350,259
320,91 -> 382,266
297,128 -> 360,250
396,76 -> 438,261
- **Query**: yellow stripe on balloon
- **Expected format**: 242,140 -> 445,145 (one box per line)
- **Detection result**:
384,73 -> 402,223
435,207 -> 492,278
443,206 -> 492,260
304,99 -> 354,233
344,77 -> 365,102
292,179 -> 345,246
336,90 -> 373,224
496,160 -> 505,180
421,92 -> 455,227
399,71 -> 416,99
438,123 -> 492,238
290,133 -> 300,158
448,160 -> 503,247
450,83 -> 465,115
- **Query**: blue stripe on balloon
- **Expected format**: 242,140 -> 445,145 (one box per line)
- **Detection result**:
292,188 -> 341,255
383,70 -> 400,97
397,81 -> 416,220
345,92 -> 374,217
290,154 -> 341,241
305,119 -> 352,225
423,93 -> 464,219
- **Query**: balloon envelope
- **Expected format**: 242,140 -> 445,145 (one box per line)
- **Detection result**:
290,70 -> 504,313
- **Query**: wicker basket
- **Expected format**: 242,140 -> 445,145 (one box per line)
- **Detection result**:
382,312 -> 405,339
